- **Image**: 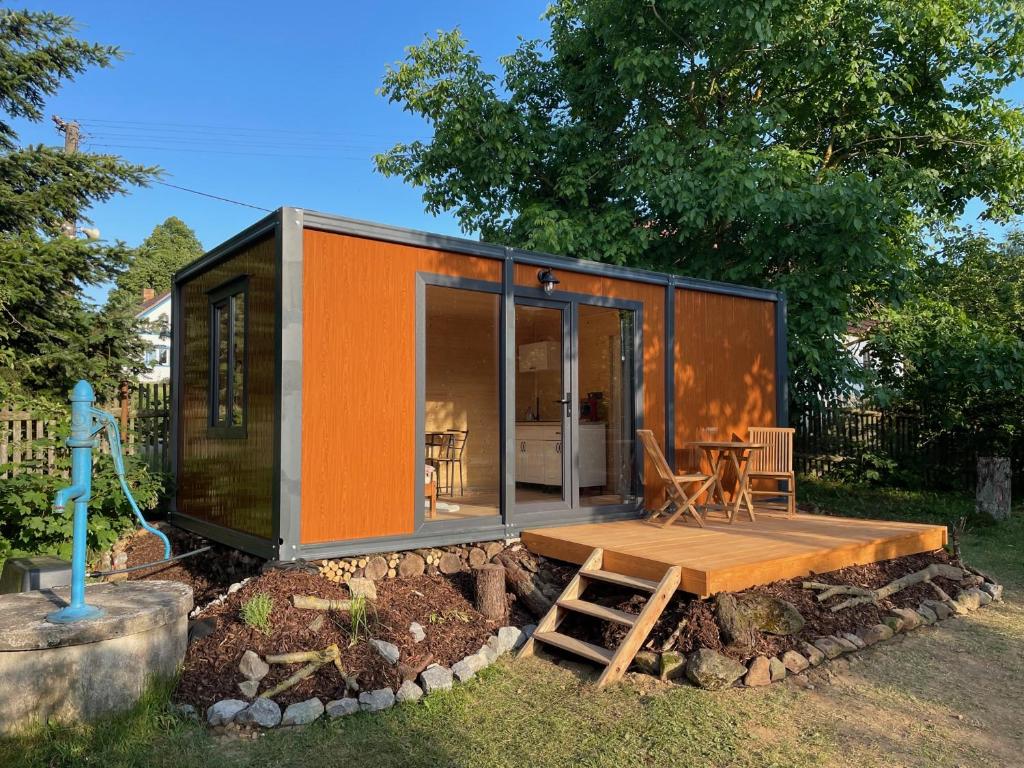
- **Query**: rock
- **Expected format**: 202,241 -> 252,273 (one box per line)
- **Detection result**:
744,656 -> 772,687
438,553 -> 464,574
325,698 -> 360,718
419,664 -> 454,694
281,698 -> 324,726
735,592 -> 805,636
858,624 -> 894,645
714,593 -> 756,650
890,607 -> 921,631
522,623 -> 537,639
922,599 -> 953,620
188,617 -> 218,644
479,642 -> 499,665
685,648 -> 747,691
632,650 -> 660,676
396,680 -> 424,704
781,650 -> 809,674
841,632 -> 866,650
882,615 -> 905,633
812,636 -> 846,659
468,548 -> 488,568
370,638 -> 401,665
237,679 -> 259,699
409,621 -> 426,643
307,614 -> 325,633
452,652 -> 488,682
977,589 -> 993,606
348,577 -> 377,601
398,554 -> 426,578
769,656 -> 787,682
173,702 -> 198,720
364,556 -> 389,581
955,588 -> 984,612
961,574 -> 984,588
207,699 -> 249,726
484,542 -> 505,560
832,635 -> 858,653
659,651 -> 686,681
497,625 -> 525,653
916,604 -> 938,625
228,582 -> 243,594
235,698 -> 281,728
359,688 -> 395,712
799,642 -> 825,666
238,650 -> 269,682
980,582 -> 1003,601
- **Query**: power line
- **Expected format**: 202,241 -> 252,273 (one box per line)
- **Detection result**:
77,117 -> 429,141
154,181 -> 272,212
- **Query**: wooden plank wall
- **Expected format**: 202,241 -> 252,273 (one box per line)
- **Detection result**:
674,288 -> 777,472
178,236 -> 277,538
513,265 -> 666,509
301,230 -> 502,545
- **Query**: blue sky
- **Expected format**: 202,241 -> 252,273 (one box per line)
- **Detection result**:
13,1 -> 551,263
12,1 -> 1024,303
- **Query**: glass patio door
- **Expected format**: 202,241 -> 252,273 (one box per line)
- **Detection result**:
513,298 -> 572,511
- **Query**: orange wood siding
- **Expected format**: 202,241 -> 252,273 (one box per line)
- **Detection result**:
674,288 -> 776,470
514,265 -> 666,508
178,236 -> 277,538
301,230 -> 502,545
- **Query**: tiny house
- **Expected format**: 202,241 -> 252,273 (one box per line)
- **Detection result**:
170,208 -> 787,560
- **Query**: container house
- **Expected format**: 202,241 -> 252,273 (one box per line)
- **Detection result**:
170,208 -> 787,561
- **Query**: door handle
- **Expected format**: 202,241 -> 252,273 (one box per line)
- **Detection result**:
554,393 -> 572,416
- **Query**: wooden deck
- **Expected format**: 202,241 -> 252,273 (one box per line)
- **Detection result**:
522,512 -> 948,597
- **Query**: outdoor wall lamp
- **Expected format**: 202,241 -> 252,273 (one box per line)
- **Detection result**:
538,268 -> 560,295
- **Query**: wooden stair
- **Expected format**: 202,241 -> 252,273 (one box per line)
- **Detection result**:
517,548 -> 681,687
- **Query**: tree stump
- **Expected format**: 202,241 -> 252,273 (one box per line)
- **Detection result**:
473,563 -> 507,621
364,556 -> 389,581
438,552 -> 464,574
468,547 -> 488,568
398,553 -> 426,578
494,552 -> 553,618
977,457 -> 1012,520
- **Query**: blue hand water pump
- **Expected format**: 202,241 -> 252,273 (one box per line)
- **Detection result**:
46,380 -> 171,624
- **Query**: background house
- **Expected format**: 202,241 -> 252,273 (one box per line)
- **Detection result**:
136,288 -> 172,383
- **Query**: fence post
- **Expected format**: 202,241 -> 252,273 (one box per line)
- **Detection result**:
118,380 -> 131,442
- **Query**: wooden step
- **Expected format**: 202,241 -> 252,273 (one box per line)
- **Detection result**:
533,631 -> 614,666
557,598 -> 637,626
582,569 -> 659,592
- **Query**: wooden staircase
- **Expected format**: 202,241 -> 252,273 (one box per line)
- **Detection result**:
517,548 -> 681,687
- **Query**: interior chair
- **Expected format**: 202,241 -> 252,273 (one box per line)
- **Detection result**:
746,427 -> 796,516
437,429 -> 469,497
636,429 -> 717,528
425,432 -> 454,495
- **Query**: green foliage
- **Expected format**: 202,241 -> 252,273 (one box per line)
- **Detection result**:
0,425 -> 163,564
376,1 -> 1024,404
347,593 -> 374,645
865,231 -> 1024,454
240,593 -> 274,635
0,7 -> 158,405
108,217 -> 204,310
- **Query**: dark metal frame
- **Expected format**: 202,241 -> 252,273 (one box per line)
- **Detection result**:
170,207 -> 789,561
206,275 -> 249,438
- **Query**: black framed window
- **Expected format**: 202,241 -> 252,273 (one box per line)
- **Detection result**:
208,276 -> 248,436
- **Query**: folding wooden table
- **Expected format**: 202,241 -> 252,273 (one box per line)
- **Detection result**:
687,441 -> 764,523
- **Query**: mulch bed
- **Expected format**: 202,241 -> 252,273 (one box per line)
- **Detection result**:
176,568 -> 510,712
529,548 -> 954,664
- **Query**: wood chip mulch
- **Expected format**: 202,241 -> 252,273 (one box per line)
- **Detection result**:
176,568 -> 507,712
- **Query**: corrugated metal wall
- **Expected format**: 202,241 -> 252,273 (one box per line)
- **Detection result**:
178,236 -> 277,538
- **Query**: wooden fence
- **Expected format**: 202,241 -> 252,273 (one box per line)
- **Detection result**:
793,405 -> 1022,495
1,382 -> 172,478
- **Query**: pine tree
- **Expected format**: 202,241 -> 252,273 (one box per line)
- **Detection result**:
0,8 -> 157,405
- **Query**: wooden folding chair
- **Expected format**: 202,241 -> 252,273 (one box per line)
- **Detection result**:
746,427 -> 796,516
636,429 -> 716,528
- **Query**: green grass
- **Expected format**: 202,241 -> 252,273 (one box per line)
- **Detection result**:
3,480 -> 1021,768
239,593 -> 274,635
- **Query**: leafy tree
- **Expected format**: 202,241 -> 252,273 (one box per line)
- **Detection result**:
0,7 -> 156,405
376,0 -> 1024,405
866,231 -> 1024,454
108,216 -> 203,310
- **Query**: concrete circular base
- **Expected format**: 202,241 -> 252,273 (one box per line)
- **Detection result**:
0,580 -> 192,735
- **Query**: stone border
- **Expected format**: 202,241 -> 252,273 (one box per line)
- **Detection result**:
191,623 -> 536,733
684,577 -> 1004,690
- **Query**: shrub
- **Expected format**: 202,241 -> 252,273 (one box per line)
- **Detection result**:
0,424 -> 165,565
240,593 -> 274,635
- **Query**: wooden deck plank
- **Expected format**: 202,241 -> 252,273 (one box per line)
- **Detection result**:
522,512 -> 947,598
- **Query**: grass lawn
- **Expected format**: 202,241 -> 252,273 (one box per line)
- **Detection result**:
3,481 -> 1021,768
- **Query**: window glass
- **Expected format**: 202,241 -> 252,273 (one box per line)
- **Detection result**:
209,278 -> 247,434
231,293 -> 246,426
